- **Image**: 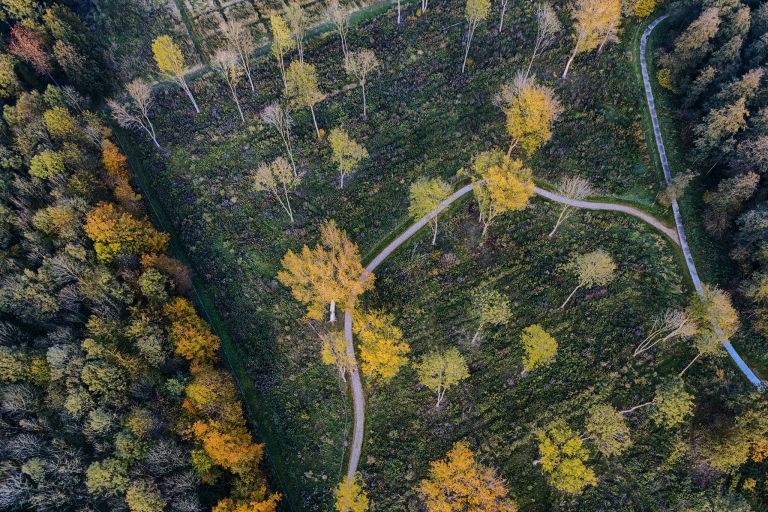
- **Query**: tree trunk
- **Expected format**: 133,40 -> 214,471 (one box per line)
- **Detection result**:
422,0 -> 428,12
461,23 -> 476,74
507,140 -> 517,157
329,301 -> 337,323
560,284 -> 581,309
310,105 -> 320,138
498,0 -> 507,33
279,56 -> 287,93
431,219 -> 438,245
548,206 -> 570,238
397,0 -> 401,24
233,89 -> 245,123
181,79 -> 200,113
471,325 -> 482,345
679,353 -> 702,376
619,401 -> 654,415
562,41 -> 579,79
340,171 -> 345,189
361,81 -> 367,119
245,63 -> 255,92
526,40 -> 541,79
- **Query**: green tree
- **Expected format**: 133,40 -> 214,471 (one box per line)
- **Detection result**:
408,177 -> 453,244
416,347 -> 469,407
126,480 -> 166,512
560,249 -> 616,309
536,419 -> 597,494
468,287 -> 511,345
271,14 -> 294,92
584,404 -> 631,457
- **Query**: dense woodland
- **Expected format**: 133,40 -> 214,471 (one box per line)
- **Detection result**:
1,0 -> 768,511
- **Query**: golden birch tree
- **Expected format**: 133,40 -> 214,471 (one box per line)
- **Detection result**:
562,0 -> 621,78
286,60 -> 325,138
408,177 -> 453,245
416,348 -> 469,408
462,0 -> 491,73
152,35 -> 199,113
328,127 -> 368,188
271,14 -> 294,92
560,249 -> 616,309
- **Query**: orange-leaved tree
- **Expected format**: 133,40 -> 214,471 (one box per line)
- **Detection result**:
163,297 -> 221,368
278,220 -> 374,322
418,441 -> 518,511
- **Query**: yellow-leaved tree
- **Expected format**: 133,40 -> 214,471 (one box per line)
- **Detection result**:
328,127 -> 368,188
536,419 -> 597,495
461,0 -> 491,73
408,177 -> 453,245
560,249 -> 616,309
499,73 -> 562,157
152,35 -> 199,112
465,150 -> 534,237
271,14 -> 294,92
415,348 -> 469,408
84,202 -> 169,263
335,475 -> 369,512
520,324 -> 557,374
353,309 -> 410,381
286,60 -> 325,137
418,442 -> 518,511
562,0 -> 621,78
320,330 -> 356,381
278,220 -> 374,323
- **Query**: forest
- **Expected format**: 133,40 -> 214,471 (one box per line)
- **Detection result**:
0,0 -> 768,511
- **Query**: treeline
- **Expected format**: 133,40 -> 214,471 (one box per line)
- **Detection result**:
0,1 -> 279,511
657,0 -> 768,332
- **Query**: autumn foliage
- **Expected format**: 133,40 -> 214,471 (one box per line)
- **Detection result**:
84,202 -> 168,262
162,297 -> 221,367
418,442 -> 518,511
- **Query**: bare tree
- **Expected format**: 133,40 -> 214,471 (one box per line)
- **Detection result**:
345,49 -> 380,119
261,102 -> 297,176
327,0 -> 350,64
108,79 -> 160,149
527,2 -> 561,78
634,309 -> 699,357
549,176 -> 594,237
250,157 -> 300,222
286,1 -> 309,63
498,0 -> 511,33
212,50 -> 245,123
223,20 -> 256,93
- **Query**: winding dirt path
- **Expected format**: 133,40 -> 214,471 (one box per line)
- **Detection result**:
640,14 -> 764,389
342,184 -> 680,479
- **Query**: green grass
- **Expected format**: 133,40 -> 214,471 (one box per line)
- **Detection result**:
113,1 -> 758,509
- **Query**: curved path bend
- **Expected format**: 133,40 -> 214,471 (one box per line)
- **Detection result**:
342,183 -> 680,479
640,14 -> 764,389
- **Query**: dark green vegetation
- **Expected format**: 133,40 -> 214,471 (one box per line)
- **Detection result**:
107,0 -> 768,510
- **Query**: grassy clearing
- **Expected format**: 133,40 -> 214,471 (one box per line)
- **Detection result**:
114,0 -> 741,508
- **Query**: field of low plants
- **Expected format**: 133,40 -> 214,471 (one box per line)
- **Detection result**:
115,0 -> 756,508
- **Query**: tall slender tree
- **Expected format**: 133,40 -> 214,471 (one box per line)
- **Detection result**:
261,102 -> 297,175
560,249 -> 616,309
286,1 -> 308,63
222,20 -> 256,93
327,0 -> 351,64
271,14 -> 294,92
345,49 -> 380,119
152,35 -> 199,113
462,0 -> 491,73
250,157 -> 299,222
108,79 -> 160,149
548,176 -> 593,237
211,49 -> 245,123
328,127 -> 368,188
286,60 -> 326,138
526,2 -> 561,78
562,0 -> 621,78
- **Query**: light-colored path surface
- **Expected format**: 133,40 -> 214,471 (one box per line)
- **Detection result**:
640,14 -> 764,389
342,183 -> 681,479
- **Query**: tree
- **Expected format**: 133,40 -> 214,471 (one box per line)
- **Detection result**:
560,249 -> 616,309
408,177 -> 453,244
250,157 -> 299,222
286,2 -> 308,63
703,172 -> 759,238
223,20 -> 256,93
327,0 -> 350,64
84,202 -> 169,263
212,49 -> 245,123
261,102 -> 296,174
354,309 -> 410,381
418,442 -> 518,511
520,324 -> 557,374
671,8 -> 720,75
108,79 -> 160,149
652,378 -> 694,428
632,0 -> 656,18
562,0 -> 621,78
8,25 -> 51,78
278,220 -> 374,322
461,0 -> 491,73
270,14 -> 294,92
680,285 -> 740,375
527,2 -> 562,77
126,481 -> 166,512
634,308 -> 699,357
152,35 -> 199,113
163,297 -> 221,366
469,287 -> 511,345
466,150 -> 534,237
536,420 -> 596,494
548,176 -> 593,237
498,0 -> 511,33
286,60 -> 325,138
345,49 -> 380,119
321,330 -> 355,381
0,53 -> 20,99
499,73 -> 562,157
415,348 -> 469,407
335,475 -> 368,512
584,404 -> 630,457
29,149 -> 65,180
328,128 -> 368,188
694,98 -> 749,158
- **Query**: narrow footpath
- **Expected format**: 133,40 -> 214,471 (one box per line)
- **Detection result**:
640,14 -> 764,389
